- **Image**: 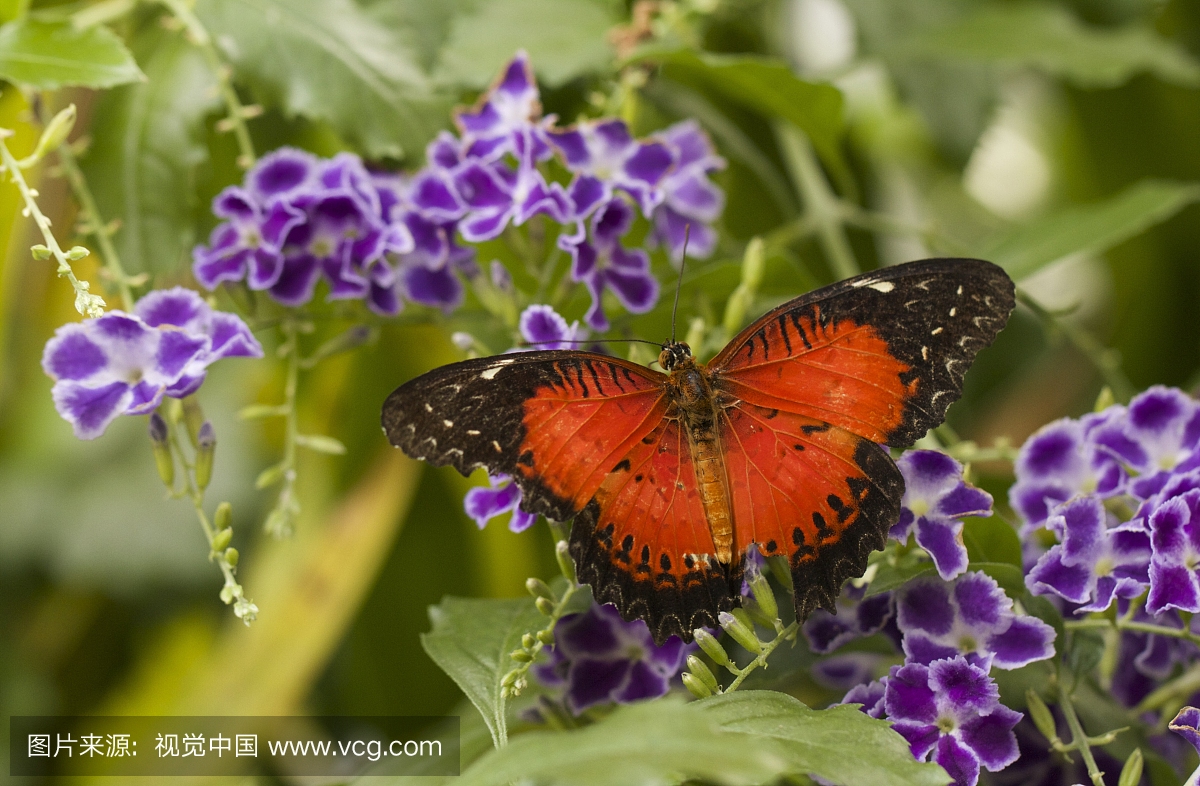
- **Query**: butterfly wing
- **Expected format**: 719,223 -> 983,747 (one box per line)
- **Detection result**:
709,258 -> 1015,447
711,258 -> 1014,618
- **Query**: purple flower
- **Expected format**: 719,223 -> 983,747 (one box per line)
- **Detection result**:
1026,495 -> 1150,613
452,130 -> 570,242
463,473 -> 536,533
42,289 -> 262,439
192,186 -> 305,291
812,652 -> 890,691
650,120 -> 725,263
1117,386 -> 1200,499
548,118 -> 675,219
1110,608 -> 1194,706
841,677 -> 887,718
1009,410 -> 1134,532
455,50 -> 550,164
803,584 -> 894,654
891,450 -> 993,580
885,657 -> 1022,786
896,572 -> 1055,671
1146,490 -> 1200,615
518,304 -> 585,350
1169,706 -> 1200,756
534,602 -> 688,714
561,197 -> 660,331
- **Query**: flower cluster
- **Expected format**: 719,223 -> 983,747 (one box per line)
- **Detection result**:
192,51 -> 725,330
42,288 -> 262,438
533,602 -> 689,714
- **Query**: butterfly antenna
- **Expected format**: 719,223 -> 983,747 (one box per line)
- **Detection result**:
670,225 -> 691,344
521,338 -> 662,348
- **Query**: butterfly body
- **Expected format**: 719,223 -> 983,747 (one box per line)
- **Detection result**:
383,258 -> 1016,643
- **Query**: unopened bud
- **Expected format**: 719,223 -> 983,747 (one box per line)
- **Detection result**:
31,104 -> 76,162
211,528 -> 232,552
1026,689 -> 1058,743
682,671 -> 714,699
526,577 -> 555,600
490,260 -> 512,292
65,246 -> 90,261
1094,386 -> 1115,413
148,413 -> 174,486
535,597 -> 555,616
522,633 -> 536,650
555,541 -> 576,582
686,654 -> 719,693
719,610 -> 761,655
224,547 -> 239,567
536,629 -> 555,645
509,649 -> 532,663
31,244 -> 51,260
747,570 -> 778,621
501,670 -> 520,688
1118,748 -> 1143,786
181,397 -> 205,448
766,555 -> 793,589
194,421 -> 216,490
214,501 -> 232,531
694,628 -> 731,667
741,237 -> 765,290
741,596 -> 777,630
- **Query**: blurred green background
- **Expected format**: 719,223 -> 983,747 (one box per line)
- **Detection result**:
2,0 -> 1200,782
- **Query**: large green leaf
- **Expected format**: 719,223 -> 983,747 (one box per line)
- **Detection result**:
899,4 -> 1200,88
981,180 -> 1200,280
82,27 -> 219,276
420,595 -> 545,748
196,0 -> 451,160
962,516 -> 1022,570
0,18 -> 143,89
698,691 -> 950,786
643,50 -> 847,186
434,0 -> 618,88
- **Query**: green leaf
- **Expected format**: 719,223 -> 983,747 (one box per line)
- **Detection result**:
0,18 -> 143,89
434,0 -> 619,88
866,558 -> 935,597
982,180 -> 1200,280
420,595 -> 545,748
82,26 -> 219,276
962,516 -> 1022,569
698,691 -> 950,786
968,562 -> 1026,600
642,49 -> 847,186
899,4 -> 1200,88
455,697 -> 785,786
295,434 -> 347,455
197,0 -> 452,160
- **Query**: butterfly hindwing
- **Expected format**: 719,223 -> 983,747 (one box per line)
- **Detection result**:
382,350 -> 667,522
719,404 -> 903,619
710,258 -> 1015,448
571,418 -> 738,644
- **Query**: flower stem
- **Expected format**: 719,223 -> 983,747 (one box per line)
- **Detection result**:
265,320 -> 302,536
722,620 -> 799,693
0,130 -> 105,317
774,123 -> 858,280
51,126 -> 137,311
1065,617 -> 1200,647
158,0 -> 257,168
1056,663 -> 1107,786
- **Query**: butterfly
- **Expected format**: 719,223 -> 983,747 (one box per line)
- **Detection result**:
382,258 -> 1015,644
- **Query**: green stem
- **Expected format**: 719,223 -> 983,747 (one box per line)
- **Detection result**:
0,132 -> 105,316
1065,617 -> 1200,647
266,320 -> 302,536
722,621 -> 799,693
52,129 -> 136,310
1056,665 -> 1107,786
774,123 -> 858,279
1017,288 -> 1134,403
159,0 -> 257,167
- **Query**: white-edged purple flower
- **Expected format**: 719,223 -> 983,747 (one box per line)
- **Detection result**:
42,288 -> 262,439
192,186 -> 305,291
560,197 -> 661,331
533,602 -> 689,714
548,118 -> 675,219
803,584 -> 894,654
884,657 -> 1022,786
518,304 -> 586,350
463,473 -> 536,533
892,450 -> 993,581
1026,495 -> 1150,613
1146,489 -> 1200,615
1111,607 -> 1194,707
1169,706 -> 1200,757
1118,386 -> 1200,499
1009,409 -> 1134,532
455,50 -> 550,164
896,572 -> 1055,671
651,119 -> 725,263
841,676 -> 887,718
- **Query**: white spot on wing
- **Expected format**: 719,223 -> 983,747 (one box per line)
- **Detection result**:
868,281 -> 895,293
467,429 -> 480,436
921,346 -> 929,361
492,441 -> 502,452
480,367 -> 502,380
949,307 -> 957,317
424,403 -> 433,412
932,327 -> 944,335
443,419 -> 454,428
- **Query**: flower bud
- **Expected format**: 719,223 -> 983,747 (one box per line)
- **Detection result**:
509,649 -> 532,663
181,397 -> 205,448
148,412 -> 174,487
31,244 -> 51,260
719,610 -> 761,655
747,570 -> 778,621
224,547 -> 239,567
766,555 -> 793,589
526,577 -> 555,600
535,597 -> 555,616
211,527 -> 233,552
194,421 -> 216,491
682,672 -> 714,699
490,260 -> 512,292
1118,748 -> 1142,786
694,628 -> 731,668
31,104 -> 76,163
741,596 -> 777,630
501,669 -> 520,688
555,541 -> 576,582
214,501 -> 232,531
686,654 -> 719,693
536,629 -> 555,645
65,246 -> 90,261
1025,689 -> 1058,743
521,633 -> 536,650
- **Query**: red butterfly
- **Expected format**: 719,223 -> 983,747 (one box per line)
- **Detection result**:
382,258 -> 1015,643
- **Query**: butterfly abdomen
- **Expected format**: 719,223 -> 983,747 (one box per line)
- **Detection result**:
670,362 -> 734,564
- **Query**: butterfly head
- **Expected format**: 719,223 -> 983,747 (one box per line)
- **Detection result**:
658,341 -> 693,372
